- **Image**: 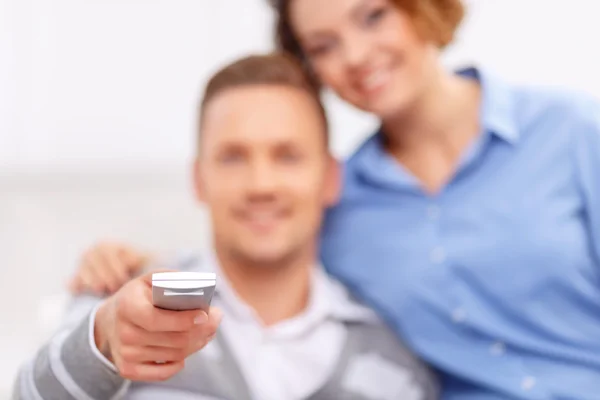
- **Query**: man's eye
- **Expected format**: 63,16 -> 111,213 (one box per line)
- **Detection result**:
278,150 -> 303,163
219,152 -> 244,163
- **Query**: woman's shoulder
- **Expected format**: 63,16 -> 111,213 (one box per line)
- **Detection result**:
339,79 -> 600,156
332,132 -> 386,204
510,81 -> 600,132
343,131 -> 381,167
504,84 -> 600,169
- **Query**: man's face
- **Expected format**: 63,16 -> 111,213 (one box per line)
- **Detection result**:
195,84 -> 339,268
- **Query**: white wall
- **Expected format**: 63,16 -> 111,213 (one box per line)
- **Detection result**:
0,169 -> 210,397
2,0 -> 600,173
1,0 -> 600,397
0,0 -> 275,171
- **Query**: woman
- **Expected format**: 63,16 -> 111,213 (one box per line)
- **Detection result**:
71,0 -> 600,398
276,0 -> 600,399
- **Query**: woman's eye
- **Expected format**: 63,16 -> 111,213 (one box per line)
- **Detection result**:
364,7 -> 388,27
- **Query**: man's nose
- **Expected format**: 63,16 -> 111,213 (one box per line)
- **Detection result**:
246,160 -> 278,194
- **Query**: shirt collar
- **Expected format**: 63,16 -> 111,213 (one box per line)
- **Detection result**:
350,66 -> 520,189
457,66 -> 520,144
195,249 -> 377,327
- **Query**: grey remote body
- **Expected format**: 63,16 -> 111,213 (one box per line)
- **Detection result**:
152,271 -> 217,312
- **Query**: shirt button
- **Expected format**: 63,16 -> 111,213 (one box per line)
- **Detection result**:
489,341 -> 506,356
521,376 -> 536,391
430,246 -> 446,264
451,308 -> 467,323
427,205 -> 441,220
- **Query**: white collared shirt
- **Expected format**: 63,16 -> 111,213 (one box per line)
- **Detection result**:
201,252 -> 377,400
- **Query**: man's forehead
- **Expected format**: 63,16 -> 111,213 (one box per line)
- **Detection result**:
204,84 -> 317,118
201,85 -> 325,145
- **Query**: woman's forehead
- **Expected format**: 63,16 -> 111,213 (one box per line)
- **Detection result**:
289,0 -> 374,35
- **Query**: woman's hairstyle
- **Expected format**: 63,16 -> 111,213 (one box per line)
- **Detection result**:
271,0 -> 465,86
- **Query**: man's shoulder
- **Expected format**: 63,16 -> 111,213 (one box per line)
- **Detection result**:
322,272 -> 381,325
325,276 -> 440,399
320,274 -> 421,360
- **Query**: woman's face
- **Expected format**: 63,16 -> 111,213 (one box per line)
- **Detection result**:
289,0 -> 439,118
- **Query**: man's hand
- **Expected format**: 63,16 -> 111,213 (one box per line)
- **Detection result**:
69,242 -> 151,295
94,272 -> 222,382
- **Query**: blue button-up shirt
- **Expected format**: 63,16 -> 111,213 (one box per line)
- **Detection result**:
320,68 -> 600,400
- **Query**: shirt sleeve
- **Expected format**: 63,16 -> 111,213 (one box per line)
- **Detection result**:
571,94 -> 600,261
12,296 -> 128,400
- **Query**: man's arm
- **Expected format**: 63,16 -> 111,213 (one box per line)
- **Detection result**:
12,295 -> 128,400
13,267 -> 221,400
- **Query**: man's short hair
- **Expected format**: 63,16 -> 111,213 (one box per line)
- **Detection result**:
198,52 -> 329,147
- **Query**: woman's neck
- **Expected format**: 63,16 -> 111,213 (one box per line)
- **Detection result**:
381,67 -> 482,193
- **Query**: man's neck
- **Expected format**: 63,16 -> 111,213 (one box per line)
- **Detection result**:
214,247 -> 315,326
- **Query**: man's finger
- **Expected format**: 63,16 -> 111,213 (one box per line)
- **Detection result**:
117,360 -> 184,382
129,296 -> 208,333
119,322 -> 194,349
120,345 -> 188,364
185,307 -> 223,349
105,248 -> 130,285
204,307 -> 223,336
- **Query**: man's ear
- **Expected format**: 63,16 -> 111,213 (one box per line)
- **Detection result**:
192,158 -> 206,204
323,155 -> 342,207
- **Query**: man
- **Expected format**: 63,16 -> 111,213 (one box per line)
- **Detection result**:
13,53 -> 438,400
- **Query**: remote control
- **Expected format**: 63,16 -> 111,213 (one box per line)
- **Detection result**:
152,271 -> 216,312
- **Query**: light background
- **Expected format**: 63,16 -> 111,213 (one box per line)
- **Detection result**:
1,0 -> 599,397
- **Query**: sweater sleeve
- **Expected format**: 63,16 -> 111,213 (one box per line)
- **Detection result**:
12,296 -> 128,400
